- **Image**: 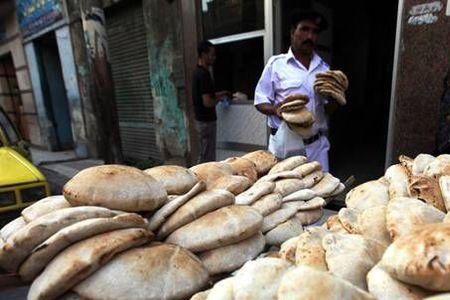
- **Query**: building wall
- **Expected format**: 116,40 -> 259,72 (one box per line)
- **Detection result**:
142,0 -> 190,164
388,0 -> 450,162
0,12 -> 42,146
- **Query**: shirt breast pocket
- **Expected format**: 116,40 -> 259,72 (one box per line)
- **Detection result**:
277,79 -> 304,93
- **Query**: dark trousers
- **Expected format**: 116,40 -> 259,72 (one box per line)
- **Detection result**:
195,120 -> 217,163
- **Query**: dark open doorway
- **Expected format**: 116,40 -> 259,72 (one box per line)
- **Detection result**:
34,31 -> 74,150
276,0 -> 398,184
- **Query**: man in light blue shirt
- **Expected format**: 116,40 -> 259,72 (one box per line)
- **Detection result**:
254,10 -> 337,171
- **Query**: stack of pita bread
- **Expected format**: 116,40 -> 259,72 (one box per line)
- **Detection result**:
278,94 -> 316,137
314,70 -> 348,105
0,151 -> 349,299
0,165 -> 211,300
189,152 -> 450,300
236,155 -> 344,247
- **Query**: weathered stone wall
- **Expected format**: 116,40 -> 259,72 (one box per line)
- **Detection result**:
142,0 -> 189,163
388,0 -> 450,162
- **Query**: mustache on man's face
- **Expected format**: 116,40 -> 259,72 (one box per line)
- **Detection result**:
302,40 -> 314,46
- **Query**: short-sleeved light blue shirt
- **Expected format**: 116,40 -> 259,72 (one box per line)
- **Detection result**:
254,48 -> 330,134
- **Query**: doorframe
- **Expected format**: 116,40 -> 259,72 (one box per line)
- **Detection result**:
385,0 -> 404,168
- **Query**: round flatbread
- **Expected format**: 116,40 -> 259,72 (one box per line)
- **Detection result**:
144,165 -> 198,195
63,165 -> 167,212
282,108 -> 315,125
73,243 -> 209,300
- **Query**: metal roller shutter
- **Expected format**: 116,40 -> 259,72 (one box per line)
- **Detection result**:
105,1 -> 161,161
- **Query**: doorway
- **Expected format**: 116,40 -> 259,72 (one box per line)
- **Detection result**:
0,54 -> 23,138
34,32 -> 73,150
275,0 -> 398,183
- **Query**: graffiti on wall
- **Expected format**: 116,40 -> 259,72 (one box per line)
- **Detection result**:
16,0 -> 64,37
408,1 -> 443,25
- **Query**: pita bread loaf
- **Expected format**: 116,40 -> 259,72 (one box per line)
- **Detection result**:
262,206 -> 298,233
345,180 -> 389,212
316,70 -> 349,88
144,165 -> 198,195
274,178 -> 305,196
358,205 -> 391,246
301,170 -> 324,188
157,189 -> 234,239
209,175 -> 251,195
166,205 -> 263,252
73,243 -> 208,300
295,226 -> 329,270
235,181 -> 275,205
399,155 -> 414,173
409,175 -> 446,211
385,164 -> 410,199
323,233 -> 386,289
277,265 -> 375,300
283,188 -> 317,202
282,108 -> 315,125
412,154 -> 436,175
440,176 -> 450,211
325,215 -> 349,233
256,170 -> 303,183
311,173 -> 340,197
265,216 -> 303,245
293,161 -> 322,176
28,228 -> 152,300
268,156 -> 307,175
198,232 -> 265,275
295,208 -> 324,225
242,150 -> 278,176
380,223 -> 450,291
251,193 -> 283,216
148,181 -> 206,231
283,197 -> 326,212
0,216 -> 26,242
338,208 -> 360,234
19,213 -> 149,282
233,257 -> 292,300
367,263 -> 431,300
423,294 -> 450,300
424,156 -> 450,179
318,87 -> 347,105
386,197 -> 445,240
328,182 -> 346,199
223,157 -> 258,183
192,290 -> 210,300
279,236 -> 299,263
206,278 -> 234,300
0,206 -> 119,273
190,162 -> 234,189
63,165 -> 167,212
21,195 -> 70,223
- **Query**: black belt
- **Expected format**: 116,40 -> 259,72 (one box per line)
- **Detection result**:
270,128 -> 322,145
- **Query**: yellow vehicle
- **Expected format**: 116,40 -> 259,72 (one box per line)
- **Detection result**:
0,108 -> 50,213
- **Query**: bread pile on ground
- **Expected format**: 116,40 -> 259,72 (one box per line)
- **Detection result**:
314,70 -> 348,105
278,94 -> 316,137
0,150 -> 346,299
191,153 -> 450,300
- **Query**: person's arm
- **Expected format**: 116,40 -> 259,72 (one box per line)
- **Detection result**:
200,71 -> 218,108
202,94 -> 217,108
254,59 -> 278,116
255,103 -> 282,118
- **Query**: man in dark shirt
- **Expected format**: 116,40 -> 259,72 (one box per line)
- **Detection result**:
192,40 -> 229,163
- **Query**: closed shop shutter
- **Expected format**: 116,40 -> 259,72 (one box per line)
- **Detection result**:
105,1 -> 161,161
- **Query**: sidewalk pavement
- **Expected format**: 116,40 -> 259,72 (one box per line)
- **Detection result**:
30,148 -> 103,195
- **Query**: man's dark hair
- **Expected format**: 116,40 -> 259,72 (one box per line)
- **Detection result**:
197,40 -> 213,57
290,10 -> 328,32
